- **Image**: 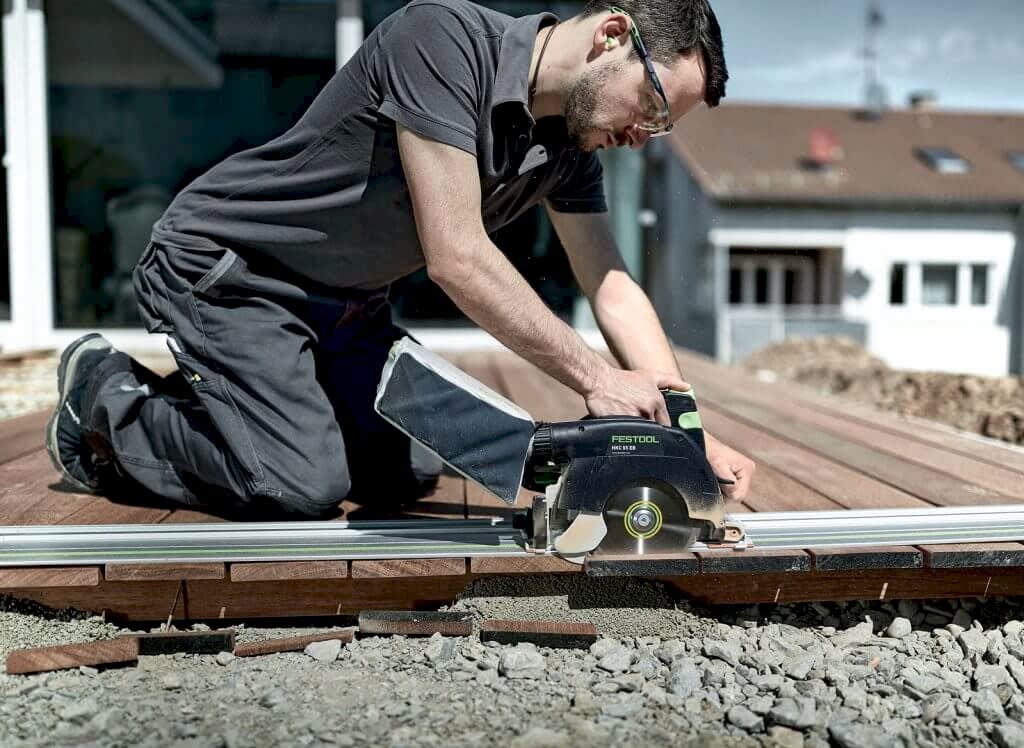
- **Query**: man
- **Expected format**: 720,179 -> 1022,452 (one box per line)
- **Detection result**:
47,0 -> 755,519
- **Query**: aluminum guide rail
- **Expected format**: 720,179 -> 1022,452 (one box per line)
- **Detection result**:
2,505 -> 1024,566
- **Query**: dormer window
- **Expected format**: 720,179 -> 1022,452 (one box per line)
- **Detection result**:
915,147 -> 970,174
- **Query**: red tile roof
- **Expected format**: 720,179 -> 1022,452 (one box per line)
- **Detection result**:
668,103 -> 1024,207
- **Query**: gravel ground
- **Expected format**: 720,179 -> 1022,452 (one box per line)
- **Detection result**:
4,580 -> 1024,747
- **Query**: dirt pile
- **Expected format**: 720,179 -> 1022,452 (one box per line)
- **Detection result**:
743,336 -> 1024,445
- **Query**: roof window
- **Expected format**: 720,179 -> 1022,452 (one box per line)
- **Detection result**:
915,147 -> 970,174
1008,151 -> 1024,172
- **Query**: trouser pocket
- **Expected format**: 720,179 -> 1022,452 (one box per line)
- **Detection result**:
167,340 -> 267,496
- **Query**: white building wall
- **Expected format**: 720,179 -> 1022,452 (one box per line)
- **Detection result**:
705,206 -> 1018,376
843,212 -> 1016,376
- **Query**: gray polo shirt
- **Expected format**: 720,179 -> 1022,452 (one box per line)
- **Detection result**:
152,0 -> 607,292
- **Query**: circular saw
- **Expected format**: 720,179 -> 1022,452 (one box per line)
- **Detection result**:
522,389 -> 746,560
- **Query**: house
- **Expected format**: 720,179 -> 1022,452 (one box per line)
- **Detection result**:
642,102 -> 1024,377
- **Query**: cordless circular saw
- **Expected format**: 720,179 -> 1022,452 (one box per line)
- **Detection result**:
522,389 -> 746,560
374,338 -> 746,563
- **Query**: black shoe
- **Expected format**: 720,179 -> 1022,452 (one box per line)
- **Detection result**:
46,333 -> 121,493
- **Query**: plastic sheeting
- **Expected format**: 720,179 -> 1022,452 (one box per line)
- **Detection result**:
374,338 -> 536,505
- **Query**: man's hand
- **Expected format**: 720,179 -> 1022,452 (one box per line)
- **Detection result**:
585,367 -> 691,427
705,432 -> 755,501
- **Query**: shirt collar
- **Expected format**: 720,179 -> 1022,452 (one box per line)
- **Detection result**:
492,11 -> 559,112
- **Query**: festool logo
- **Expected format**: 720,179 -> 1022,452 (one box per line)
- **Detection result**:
611,435 -> 660,444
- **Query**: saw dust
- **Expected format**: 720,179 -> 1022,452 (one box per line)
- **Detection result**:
447,576 -> 720,639
743,336 -> 1024,445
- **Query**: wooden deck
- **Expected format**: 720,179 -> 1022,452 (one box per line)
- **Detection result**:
2,348 -> 1023,621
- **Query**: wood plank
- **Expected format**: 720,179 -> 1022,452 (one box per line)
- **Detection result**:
807,546 -> 923,572
0,566 -> 101,588
676,348 -> 1024,478
6,638 -> 138,675
0,348 -> 55,364
696,549 -> 811,574
403,473 -> 467,520
701,390 -> 1016,507
0,412 -> 47,465
358,610 -> 473,637
585,552 -> 700,577
350,558 -> 466,578
480,619 -> 597,648
702,404 -> 928,511
723,359 -> 1024,477
670,566 -> 1024,605
920,542 -> 1024,569
470,555 -> 581,575
10,576 -> 469,621
0,450 -> 102,525
230,561 -> 349,582
133,630 -> 235,655
105,563 -> 225,581
234,629 -> 355,657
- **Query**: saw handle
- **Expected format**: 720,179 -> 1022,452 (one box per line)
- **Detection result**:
661,388 -> 706,453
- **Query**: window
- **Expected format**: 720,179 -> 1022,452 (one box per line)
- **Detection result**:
915,147 -> 970,174
971,264 -> 989,305
729,268 -> 742,303
754,267 -> 769,304
1008,151 -> 1024,172
889,263 -> 906,305
922,264 -> 958,305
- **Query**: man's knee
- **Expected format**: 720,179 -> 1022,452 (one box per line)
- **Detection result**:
265,461 -> 351,517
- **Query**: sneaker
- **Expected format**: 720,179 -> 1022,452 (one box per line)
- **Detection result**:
46,333 -> 120,493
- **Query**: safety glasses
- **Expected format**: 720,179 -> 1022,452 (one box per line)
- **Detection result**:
609,6 -> 674,136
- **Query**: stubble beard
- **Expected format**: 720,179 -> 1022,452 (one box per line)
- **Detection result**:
564,61 -> 621,152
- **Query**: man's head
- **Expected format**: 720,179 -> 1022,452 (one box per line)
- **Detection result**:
563,1 -> 727,152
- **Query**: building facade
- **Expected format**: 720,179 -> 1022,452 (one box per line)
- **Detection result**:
644,103 -> 1024,376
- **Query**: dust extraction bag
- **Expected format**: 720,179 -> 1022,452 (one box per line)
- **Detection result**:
374,338 -> 536,505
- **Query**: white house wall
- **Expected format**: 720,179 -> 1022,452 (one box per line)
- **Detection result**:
706,206 -> 1019,376
843,212 -> 1017,377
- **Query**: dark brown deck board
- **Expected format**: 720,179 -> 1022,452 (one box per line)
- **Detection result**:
807,546 -> 923,571
919,542 -> 1024,569
0,411 -> 47,465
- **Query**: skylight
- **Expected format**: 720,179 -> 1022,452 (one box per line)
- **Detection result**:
915,147 -> 970,174
1008,151 -> 1024,172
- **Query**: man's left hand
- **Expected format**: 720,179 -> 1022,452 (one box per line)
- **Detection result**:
705,432 -> 755,501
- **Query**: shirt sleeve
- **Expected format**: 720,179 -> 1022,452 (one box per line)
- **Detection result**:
546,151 -> 608,213
374,5 -> 480,155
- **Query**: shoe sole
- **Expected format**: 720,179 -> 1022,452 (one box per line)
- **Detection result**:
45,333 -> 114,493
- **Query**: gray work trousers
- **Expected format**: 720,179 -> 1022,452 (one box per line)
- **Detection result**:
86,240 -> 425,517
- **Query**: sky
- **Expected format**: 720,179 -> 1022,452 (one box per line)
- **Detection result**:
711,0 -> 1024,112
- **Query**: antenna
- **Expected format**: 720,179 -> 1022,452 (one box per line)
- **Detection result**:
862,1 -> 888,117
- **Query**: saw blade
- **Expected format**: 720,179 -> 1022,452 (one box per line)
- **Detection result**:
590,483 -> 699,557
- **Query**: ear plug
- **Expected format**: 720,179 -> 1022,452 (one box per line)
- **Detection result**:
605,36 -> 618,50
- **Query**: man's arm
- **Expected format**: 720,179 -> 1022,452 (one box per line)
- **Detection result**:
396,125 -> 686,425
546,206 -> 756,501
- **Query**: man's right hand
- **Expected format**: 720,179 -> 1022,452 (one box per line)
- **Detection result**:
584,366 -> 691,427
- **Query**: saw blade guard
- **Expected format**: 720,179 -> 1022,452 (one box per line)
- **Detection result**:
374,338 -> 536,505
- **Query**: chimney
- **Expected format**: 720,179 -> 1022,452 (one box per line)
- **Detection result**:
806,126 -> 844,170
908,90 -> 937,128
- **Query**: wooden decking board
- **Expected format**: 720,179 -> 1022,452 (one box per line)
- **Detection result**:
919,542 -> 1024,569
104,563 -> 226,581
0,450 -> 108,525
736,367 -> 1024,477
702,391 -> 1016,508
696,548 -> 811,574
676,349 -> 1024,477
350,558 -> 467,578
700,406 -> 867,512
0,412 -> 47,465
0,566 -> 101,588
721,381 -> 1024,498
585,552 -> 700,577
229,561 -> 349,582
470,555 -> 581,575
807,546 -> 923,571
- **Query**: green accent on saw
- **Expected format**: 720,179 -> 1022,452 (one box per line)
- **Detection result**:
677,412 -> 703,430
